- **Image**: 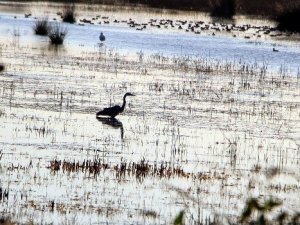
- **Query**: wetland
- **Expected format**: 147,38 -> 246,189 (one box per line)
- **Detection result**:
0,1 -> 299,224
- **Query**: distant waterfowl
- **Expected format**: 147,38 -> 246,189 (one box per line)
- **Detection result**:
99,32 -> 105,41
96,92 -> 135,118
273,47 -> 279,52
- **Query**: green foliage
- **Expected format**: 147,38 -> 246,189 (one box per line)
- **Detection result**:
173,210 -> 185,225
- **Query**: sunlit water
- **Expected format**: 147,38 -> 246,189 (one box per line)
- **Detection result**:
0,2 -> 299,225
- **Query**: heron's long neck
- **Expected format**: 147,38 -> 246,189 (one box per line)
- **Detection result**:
121,96 -> 127,112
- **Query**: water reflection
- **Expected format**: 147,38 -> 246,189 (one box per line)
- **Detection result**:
47,44 -> 66,55
211,17 -> 236,25
96,117 -> 124,140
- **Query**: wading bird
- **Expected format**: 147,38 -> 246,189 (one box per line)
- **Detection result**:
99,32 -> 105,41
96,92 -> 135,118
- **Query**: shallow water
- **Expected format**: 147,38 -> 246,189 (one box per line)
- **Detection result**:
0,2 -> 300,225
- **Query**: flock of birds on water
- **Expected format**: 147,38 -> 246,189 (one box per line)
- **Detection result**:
95,16 -> 284,118
78,15 -> 290,41
95,16 -> 283,54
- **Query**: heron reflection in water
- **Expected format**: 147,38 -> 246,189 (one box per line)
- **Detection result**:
96,117 -> 124,140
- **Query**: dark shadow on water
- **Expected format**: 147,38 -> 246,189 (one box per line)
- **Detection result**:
96,117 -> 124,140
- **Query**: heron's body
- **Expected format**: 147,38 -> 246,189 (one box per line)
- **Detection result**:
99,32 -> 105,41
96,93 -> 135,118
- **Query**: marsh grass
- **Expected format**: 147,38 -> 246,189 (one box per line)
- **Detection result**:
48,23 -> 68,45
62,4 -> 76,23
33,18 -> 50,36
48,158 -> 190,180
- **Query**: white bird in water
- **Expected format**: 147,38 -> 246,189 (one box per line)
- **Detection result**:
99,32 -> 105,42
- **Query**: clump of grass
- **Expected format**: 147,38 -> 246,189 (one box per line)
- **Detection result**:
48,158 -> 187,180
33,18 -> 50,36
210,0 -> 236,19
48,23 -> 68,45
277,7 -> 300,32
62,4 -> 76,24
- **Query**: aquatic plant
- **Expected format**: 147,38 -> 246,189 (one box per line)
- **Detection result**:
62,4 -> 76,24
33,18 -> 50,36
48,23 -> 68,45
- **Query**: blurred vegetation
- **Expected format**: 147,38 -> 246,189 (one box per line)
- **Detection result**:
175,197 -> 300,225
173,210 -> 185,225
